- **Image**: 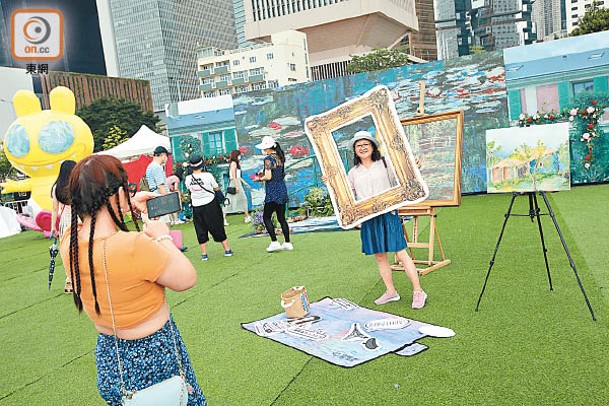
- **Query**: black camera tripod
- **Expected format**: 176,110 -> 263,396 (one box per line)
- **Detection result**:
475,191 -> 596,321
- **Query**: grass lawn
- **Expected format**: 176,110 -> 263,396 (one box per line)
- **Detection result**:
1,185 -> 608,405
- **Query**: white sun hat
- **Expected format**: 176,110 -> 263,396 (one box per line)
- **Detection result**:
349,130 -> 379,150
255,135 -> 277,150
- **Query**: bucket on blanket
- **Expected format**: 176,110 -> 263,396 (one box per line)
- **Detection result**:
281,286 -> 310,318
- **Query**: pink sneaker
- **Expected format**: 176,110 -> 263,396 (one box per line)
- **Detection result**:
374,291 -> 401,305
412,290 -> 427,309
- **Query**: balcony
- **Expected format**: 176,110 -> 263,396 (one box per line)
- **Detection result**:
216,80 -> 229,88
199,83 -> 213,91
249,74 -> 264,82
215,66 -> 229,74
232,77 -> 246,85
197,69 -> 212,77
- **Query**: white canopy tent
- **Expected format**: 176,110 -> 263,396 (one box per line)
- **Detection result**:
98,125 -> 171,160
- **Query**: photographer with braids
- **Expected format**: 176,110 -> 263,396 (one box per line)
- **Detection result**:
59,155 -> 207,405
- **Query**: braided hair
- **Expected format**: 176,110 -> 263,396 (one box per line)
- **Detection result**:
68,155 -> 139,314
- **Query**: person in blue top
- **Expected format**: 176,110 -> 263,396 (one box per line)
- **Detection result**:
146,146 -> 171,195
253,136 -> 292,252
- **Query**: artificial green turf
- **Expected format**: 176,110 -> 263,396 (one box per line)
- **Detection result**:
1,186 -> 608,405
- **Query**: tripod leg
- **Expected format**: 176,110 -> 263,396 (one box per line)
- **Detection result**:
532,193 -> 553,291
476,192 -> 518,312
540,192 -> 596,321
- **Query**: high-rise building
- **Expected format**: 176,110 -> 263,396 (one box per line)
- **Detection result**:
109,0 -> 238,111
233,0 -> 256,48
197,31 -> 309,98
401,0 -> 438,61
532,0 -> 565,40
435,0 -> 536,59
243,0 -> 418,80
0,0 -> 107,74
475,0 -> 537,50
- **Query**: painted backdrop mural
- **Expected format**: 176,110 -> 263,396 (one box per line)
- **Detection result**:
504,30 -> 609,184
234,51 -> 508,206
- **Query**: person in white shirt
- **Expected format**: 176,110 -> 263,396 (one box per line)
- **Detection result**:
184,155 -> 233,261
329,131 -> 427,309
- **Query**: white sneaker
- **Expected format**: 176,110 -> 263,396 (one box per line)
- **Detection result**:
244,216 -> 252,223
173,220 -> 184,225
266,241 -> 282,252
224,220 -> 229,226
281,242 -> 293,251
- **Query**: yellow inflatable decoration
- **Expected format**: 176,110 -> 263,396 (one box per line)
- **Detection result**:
1,86 -> 93,211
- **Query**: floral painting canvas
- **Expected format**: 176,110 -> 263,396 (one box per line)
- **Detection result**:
486,122 -> 570,193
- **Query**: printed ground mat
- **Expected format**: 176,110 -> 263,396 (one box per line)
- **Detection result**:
242,297 -> 454,367
239,216 -> 345,239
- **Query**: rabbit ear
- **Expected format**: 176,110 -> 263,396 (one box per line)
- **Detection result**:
13,90 -> 42,117
49,86 -> 75,114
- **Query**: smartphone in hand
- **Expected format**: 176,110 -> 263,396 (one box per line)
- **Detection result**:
146,192 -> 181,219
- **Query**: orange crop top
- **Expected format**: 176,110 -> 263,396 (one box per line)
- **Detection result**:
60,230 -> 171,329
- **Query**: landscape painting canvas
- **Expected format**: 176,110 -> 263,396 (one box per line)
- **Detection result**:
486,122 -> 570,193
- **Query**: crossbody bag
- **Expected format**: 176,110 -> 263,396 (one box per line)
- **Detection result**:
101,240 -> 188,406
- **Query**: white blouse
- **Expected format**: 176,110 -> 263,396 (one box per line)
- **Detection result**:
347,159 -> 398,201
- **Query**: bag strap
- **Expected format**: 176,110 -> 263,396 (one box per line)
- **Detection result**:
101,240 -> 185,400
380,157 -> 395,186
190,175 -> 215,197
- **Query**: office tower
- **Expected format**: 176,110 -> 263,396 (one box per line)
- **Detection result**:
109,0 -> 238,111
566,0 -> 605,34
532,0 -> 565,40
401,0 -> 438,61
233,0 -> 256,47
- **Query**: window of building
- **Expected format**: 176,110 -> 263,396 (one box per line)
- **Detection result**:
205,131 -> 224,155
572,80 -> 594,95
233,60 -> 240,66
235,85 -> 250,93
289,63 -> 296,71
202,78 -> 214,85
572,14 -> 578,18
249,56 -> 257,63
267,53 -> 274,60
252,82 -> 267,90
233,71 -> 246,79
249,67 -> 264,76
203,91 -> 216,98
268,80 -> 279,88
219,89 -> 232,95
220,74 -> 231,82
288,78 -> 298,82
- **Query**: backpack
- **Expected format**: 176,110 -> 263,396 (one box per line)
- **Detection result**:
139,176 -> 150,192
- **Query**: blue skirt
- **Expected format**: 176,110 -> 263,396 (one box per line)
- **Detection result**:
360,211 -> 407,255
95,317 -> 207,405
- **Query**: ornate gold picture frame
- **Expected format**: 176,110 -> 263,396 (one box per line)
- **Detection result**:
401,110 -> 464,207
305,85 -> 429,229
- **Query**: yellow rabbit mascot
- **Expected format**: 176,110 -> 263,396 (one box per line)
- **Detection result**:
1,86 -> 93,212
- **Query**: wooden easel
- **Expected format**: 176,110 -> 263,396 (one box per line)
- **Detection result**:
391,206 -> 451,275
391,81 -> 451,274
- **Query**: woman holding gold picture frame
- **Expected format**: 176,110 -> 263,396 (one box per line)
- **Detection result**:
327,131 -> 427,308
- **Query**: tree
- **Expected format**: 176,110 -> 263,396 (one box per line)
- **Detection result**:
77,98 -> 161,152
102,125 -> 128,150
570,0 -> 609,36
346,48 -> 412,74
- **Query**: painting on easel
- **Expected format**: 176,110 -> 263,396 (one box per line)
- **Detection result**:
486,122 -> 570,193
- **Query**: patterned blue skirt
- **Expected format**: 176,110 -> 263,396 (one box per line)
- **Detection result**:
95,317 -> 207,405
360,211 -> 407,255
